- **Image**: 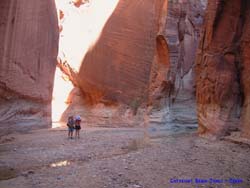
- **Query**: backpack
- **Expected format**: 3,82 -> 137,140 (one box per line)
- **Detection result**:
67,119 -> 74,128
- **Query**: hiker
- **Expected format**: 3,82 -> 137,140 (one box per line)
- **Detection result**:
67,116 -> 75,139
75,115 -> 81,139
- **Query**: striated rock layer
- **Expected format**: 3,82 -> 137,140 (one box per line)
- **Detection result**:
55,0 -> 169,124
196,0 -> 250,138
78,0 -> 168,104
56,0 -> 207,126
148,0 -> 206,125
56,0 -> 168,105
0,0 -> 59,133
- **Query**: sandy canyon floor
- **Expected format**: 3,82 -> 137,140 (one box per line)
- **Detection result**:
0,125 -> 250,188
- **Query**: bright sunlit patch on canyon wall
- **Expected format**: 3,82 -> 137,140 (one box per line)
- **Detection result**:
55,0 -> 120,70
52,67 -> 74,124
52,0 -> 119,124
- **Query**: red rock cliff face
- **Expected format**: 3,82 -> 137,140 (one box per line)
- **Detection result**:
196,0 -> 250,138
241,2 -> 250,138
0,0 -> 58,132
56,0 -> 207,126
55,0 -> 168,124
76,0 -> 167,104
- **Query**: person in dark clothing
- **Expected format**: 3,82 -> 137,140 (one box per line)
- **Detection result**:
75,115 -> 81,139
67,116 -> 75,139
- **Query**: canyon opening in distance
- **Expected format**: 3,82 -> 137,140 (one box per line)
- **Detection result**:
0,0 -> 250,188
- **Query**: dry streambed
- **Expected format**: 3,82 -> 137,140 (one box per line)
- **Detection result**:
0,126 -> 250,188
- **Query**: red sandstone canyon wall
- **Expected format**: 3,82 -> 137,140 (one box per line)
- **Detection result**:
55,0 -> 169,124
56,0 -> 207,127
3,0 -> 249,140
56,0 -> 168,105
196,0 -> 250,138
77,0 -> 168,104
0,0 -> 59,133
240,1 -> 250,138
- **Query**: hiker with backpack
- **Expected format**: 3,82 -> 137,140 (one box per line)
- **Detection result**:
75,115 -> 82,139
67,116 -> 75,139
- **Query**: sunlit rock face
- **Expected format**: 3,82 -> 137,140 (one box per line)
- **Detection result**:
56,0 -> 207,126
56,0 -> 168,105
79,0 -> 168,104
0,0 -> 58,133
196,0 -> 250,138
54,0 -> 169,124
148,0 -> 206,125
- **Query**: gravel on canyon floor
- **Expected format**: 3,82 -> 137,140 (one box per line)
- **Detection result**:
0,125 -> 250,188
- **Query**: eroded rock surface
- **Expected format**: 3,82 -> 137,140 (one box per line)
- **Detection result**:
56,0 -> 207,126
54,0 -> 169,124
56,0 -> 168,105
79,0 -> 169,104
148,0 -> 206,125
196,0 -> 250,138
0,0 -> 58,133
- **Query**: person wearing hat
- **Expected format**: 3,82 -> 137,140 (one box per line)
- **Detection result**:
74,115 -> 81,139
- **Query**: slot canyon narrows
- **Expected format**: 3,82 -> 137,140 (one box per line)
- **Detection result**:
0,0 -> 250,188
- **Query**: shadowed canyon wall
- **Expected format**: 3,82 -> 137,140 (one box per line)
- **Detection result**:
148,0 -> 206,125
196,0 -> 250,138
0,0 -> 59,133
